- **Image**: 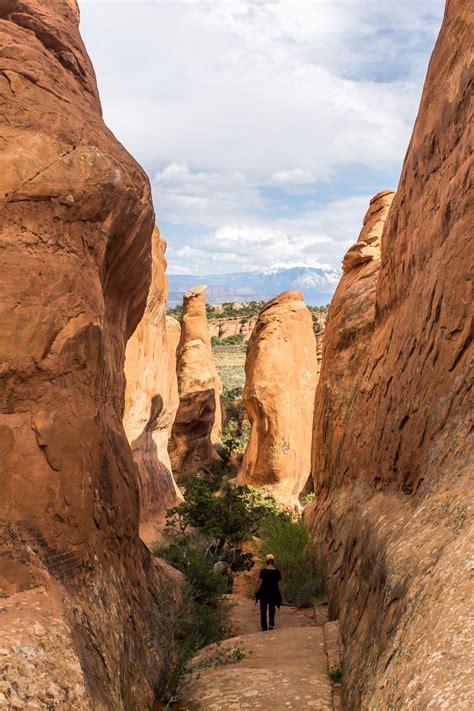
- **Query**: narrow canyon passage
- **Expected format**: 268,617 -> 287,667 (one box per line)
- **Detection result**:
1,1 -> 472,709
175,588 -> 342,711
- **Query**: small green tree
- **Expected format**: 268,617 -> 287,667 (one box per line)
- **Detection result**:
259,513 -> 325,607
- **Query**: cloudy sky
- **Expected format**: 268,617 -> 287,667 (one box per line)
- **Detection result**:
79,0 -> 444,275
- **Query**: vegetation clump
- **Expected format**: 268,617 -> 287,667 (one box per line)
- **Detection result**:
329,667 -> 343,684
211,333 -> 244,346
152,471 -> 278,704
259,511 -> 325,608
206,301 -> 263,319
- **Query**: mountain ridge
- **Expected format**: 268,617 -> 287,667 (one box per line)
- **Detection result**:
168,265 -> 340,306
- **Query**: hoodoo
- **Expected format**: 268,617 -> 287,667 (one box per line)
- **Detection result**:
309,1 -> 473,708
0,1 -> 167,708
124,228 -> 182,543
238,291 -> 317,508
169,285 -> 223,474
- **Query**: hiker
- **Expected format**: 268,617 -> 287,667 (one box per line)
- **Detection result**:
255,553 -> 282,631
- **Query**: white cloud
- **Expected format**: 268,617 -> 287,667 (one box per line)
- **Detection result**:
79,1 -> 442,179
271,169 -> 317,186
166,221 -> 343,275
78,0 -> 443,275
152,162 -> 264,226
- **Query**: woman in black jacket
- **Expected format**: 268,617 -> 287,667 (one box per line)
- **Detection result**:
255,554 -> 282,631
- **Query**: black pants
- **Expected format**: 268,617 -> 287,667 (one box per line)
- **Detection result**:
260,600 -> 276,630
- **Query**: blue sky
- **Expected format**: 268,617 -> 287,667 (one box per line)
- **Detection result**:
79,0 -> 444,275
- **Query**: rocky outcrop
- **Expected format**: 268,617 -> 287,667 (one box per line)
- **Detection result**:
0,2 -> 169,708
124,230 -> 182,543
208,315 -> 258,342
169,286 -> 223,474
309,2 -> 473,708
238,291 -> 317,508
312,188 -> 395,453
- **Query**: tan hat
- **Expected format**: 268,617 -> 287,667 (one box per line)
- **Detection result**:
265,553 -> 275,561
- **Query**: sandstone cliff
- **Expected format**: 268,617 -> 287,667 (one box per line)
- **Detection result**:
124,230 -> 182,543
208,315 -> 258,342
0,2 -> 168,708
169,286 -> 223,474
238,291 -> 317,508
309,2 -> 473,708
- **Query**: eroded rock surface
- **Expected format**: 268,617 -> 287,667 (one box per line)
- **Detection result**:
176,594 -> 337,711
124,229 -> 182,543
0,2 -> 168,708
309,2 -> 473,708
207,315 -> 257,342
238,291 -> 317,508
169,286 -> 223,474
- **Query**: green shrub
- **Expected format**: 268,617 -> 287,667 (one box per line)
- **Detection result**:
166,477 -> 276,555
329,668 -> 343,684
302,492 -> 315,507
152,577 -> 233,705
206,301 -> 264,320
154,533 -> 229,603
259,513 -> 325,607
211,333 -> 245,346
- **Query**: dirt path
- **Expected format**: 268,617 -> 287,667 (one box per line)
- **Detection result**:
175,594 -> 342,710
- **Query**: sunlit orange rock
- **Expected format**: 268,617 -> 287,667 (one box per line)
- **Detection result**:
0,2 -> 168,707
238,291 -> 317,508
169,285 -> 223,474
124,230 -> 182,543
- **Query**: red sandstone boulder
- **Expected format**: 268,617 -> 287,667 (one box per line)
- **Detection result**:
238,291 -> 317,508
0,2 -> 167,707
309,2 -> 473,707
169,286 -> 223,474
124,229 -> 182,544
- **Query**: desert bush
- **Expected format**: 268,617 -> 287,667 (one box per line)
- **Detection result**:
207,301 -> 264,320
165,476 -> 276,556
211,333 -> 245,346
154,533 -> 229,603
259,513 -> 325,607
152,576 -> 233,705
153,476 -> 283,703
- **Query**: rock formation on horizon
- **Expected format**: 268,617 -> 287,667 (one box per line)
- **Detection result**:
124,229 -> 182,543
207,314 -> 258,342
169,285 -> 223,474
0,2 -> 169,708
238,291 -> 317,508
309,1 -> 473,707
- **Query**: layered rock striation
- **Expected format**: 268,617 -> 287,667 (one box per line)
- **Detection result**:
124,229 -> 182,542
0,2 -> 169,708
238,291 -> 317,508
169,286 -> 223,474
207,315 -> 258,342
309,2 -> 473,708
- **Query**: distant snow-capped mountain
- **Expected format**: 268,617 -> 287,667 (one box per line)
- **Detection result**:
167,265 -> 340,306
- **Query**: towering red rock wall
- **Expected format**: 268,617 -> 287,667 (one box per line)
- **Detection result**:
0,2 -> 168,707
238,291 -> 317,508
169,285 -> 223,474
124,230 -> 182,543
309,2 -> 473,708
